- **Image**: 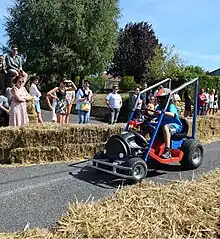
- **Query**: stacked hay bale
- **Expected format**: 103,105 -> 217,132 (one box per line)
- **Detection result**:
0,116 -> 220,165
1,169 -> 219,238
0,123 -> 124,164
26,97 -> 38,124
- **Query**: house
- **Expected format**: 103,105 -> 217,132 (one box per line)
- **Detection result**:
208,68 -> 220,76
102,73 -> 121,89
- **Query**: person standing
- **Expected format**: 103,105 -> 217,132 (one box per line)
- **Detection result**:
105,85 -> 122,125
65,85 -> 75,124
214,90 -> 219,114
184,88 -> 192,118
204,88 -> 210,115
47,77 -> 77,124
0,88 -> 9,126
9,74 -> 32,126
29,76 -> 43,123
132,87 -> 142,119
0,55 -> 7,90
5,45 -> 28,78
208,89 -> 215,115
140,82 -> 149,109
46,92 -> 57,123
197,88 -> 207,116
76,80 -> 93,124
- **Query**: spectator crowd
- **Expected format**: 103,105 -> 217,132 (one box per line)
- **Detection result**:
0,44 -> 219,128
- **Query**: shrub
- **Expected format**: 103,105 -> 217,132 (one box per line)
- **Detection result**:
88,75 -> 106,93
119,76 -> 137,91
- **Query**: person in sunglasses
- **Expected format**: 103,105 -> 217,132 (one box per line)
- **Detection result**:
9,73 -> 32,126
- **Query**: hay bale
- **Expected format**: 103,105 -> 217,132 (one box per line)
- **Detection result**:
63,143 -> 106,160
0,229 -> 53,239
0,169 -> 219,238
54,169 -> 220,239
9,146 -> 62,164
26,97 -> 38,124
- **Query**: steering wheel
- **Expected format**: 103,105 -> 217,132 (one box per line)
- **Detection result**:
142,109 -> 161,132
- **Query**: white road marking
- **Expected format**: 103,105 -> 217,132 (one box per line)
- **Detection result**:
0,175 -> 70,198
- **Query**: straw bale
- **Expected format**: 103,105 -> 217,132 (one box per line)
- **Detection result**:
54,169 -> 220,239
63,143 -> 106,160
0,117 -> 220,165
0,169 -> 219,238
9,146 -> 62,164
0,229 -> 53,239
26,97 -> 38,124
0,149 -> 10,164
14,123 -> 124,148
0,127 -> 21,149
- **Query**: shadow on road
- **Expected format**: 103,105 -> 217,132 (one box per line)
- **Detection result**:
68,161 -> 186,188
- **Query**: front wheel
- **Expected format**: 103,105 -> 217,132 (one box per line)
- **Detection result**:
180,139 -> 204,170
128,157 -> 148,182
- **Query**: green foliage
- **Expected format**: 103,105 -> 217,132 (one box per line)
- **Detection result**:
119,76 -> 137,91
88,75 -> 105,93
110,22 -> 160,83
148,45 -> 206,84
5,0 -> 120,77
199,75 -> 220,92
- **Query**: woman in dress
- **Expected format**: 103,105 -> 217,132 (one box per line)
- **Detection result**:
208,89 -> 215,115
47,76 -> 77,124
9,73 -> 32,126
214,90 -> 219,114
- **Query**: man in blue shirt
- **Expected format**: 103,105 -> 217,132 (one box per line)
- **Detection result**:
155,88 -> 182,159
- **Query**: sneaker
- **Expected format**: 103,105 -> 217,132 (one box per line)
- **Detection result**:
161,150 -> 171,159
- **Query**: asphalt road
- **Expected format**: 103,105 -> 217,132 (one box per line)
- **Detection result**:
0,141 -> 219,233
41,109 -> 102,124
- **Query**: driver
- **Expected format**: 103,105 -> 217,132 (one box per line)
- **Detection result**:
154,88 -> 182,159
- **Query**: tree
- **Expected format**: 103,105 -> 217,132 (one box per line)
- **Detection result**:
148,45 -> 205,83
4,0 -> 120,77
110,22 -> 160,83
119,76 -> 137,91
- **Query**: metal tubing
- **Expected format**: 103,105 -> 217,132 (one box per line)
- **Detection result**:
170,78 -> 198,95
125,78 -> 171,131
192,80 -> 198,138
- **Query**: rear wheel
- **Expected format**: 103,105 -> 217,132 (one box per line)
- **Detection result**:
128,157 -> 148,182
94,151 -> 105,159
92,151 -> 105,169
180,139 -> 204,170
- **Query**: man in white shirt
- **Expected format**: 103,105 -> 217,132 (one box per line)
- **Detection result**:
105,85 -> 122,124
29,76 -> 43,123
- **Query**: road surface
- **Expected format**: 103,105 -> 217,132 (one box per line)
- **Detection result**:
0,141 -> 219,232
41,110 -> 102,124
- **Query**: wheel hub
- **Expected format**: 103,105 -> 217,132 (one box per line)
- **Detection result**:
192,147 -> 201,165
133,165 -> 146,180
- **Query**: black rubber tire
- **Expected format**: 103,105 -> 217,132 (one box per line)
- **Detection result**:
180,139 -> 204,170
127,157 -> 148,182
92,151 -> 105,167
94,151 -> 105,159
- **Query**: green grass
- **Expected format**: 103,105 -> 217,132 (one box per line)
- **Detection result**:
92,93 -> 129,107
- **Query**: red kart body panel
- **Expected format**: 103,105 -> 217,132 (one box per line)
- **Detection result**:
149,139 -> 184,164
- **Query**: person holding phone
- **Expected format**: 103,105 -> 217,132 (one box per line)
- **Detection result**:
76,80 -> 93,124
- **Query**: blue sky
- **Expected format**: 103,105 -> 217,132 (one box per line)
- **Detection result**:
0,0 -> 220,71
